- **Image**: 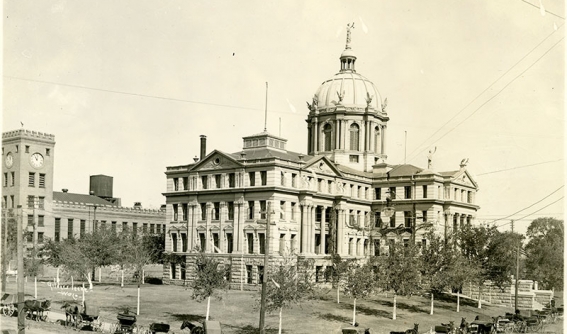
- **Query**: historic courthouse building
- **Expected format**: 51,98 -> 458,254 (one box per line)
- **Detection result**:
163,29 -> 479,287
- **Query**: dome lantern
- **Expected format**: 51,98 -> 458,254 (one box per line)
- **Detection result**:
340,22 -> 357,72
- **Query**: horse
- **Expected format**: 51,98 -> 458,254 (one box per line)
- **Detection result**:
61,302 -> 79,327
23,299 -> 51,321
390,323 -> 418,334
180,320 -> 205,334
459,317 -> 468,334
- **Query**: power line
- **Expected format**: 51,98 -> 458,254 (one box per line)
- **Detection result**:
476,159 -> 563,176
3,75 -> 265,113
403,25 -> 564,164
513,196 -> 565,222
520,0 -> 566,19
489,185 -> 564,224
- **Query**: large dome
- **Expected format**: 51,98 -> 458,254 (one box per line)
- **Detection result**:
314,71 -> 382,111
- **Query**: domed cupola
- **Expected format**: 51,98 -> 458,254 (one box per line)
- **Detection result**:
306,23 -> 390,173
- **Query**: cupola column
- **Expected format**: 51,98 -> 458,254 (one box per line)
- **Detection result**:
334,120 -> 340,150
381,125 -> 387,155
313,120 -> 319,153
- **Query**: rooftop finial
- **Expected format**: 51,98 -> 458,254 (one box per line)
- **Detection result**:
346,22 -> 355,49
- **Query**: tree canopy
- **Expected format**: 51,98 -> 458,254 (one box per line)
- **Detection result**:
524,217 -> 563,290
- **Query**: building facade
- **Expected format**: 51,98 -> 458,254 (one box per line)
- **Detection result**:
1,129 -> 166,252
163,30 -> 480,287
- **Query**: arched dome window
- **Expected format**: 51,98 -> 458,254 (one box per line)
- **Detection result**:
374,126 -> 381,153
323,123 -> 332,151
349,123 -> 360,151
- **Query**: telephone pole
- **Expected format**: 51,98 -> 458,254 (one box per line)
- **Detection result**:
17,205 -> 25,334
259,201 -> 272,334
2,204 -> 7,294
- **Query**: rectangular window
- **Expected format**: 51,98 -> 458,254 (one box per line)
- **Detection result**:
181,233 -> 187,252
213,202 -> 220,220
279,233 -> 286,254
201,203 -> 207,220
174,178 -> 179,191
247,233 -> 254,254
27,195 -> 35,208
258,265 -> 264,284
182,177 -> 188,190
290,234 -> 297,253
248,201 -> 255,219
229,173 -> 235,188
454,188 -> 458,200
25,145 -> 30,153
291,173 -> 297,188
15,145 -> 18,153
249,172 -> 256,186
172,204 -> 178,221
150,224 -> 155,234
228,201 -> 234,220
291,202 -> 296,221
281,172 -> 285,186
2,196 -> 6,208
38,197 -> 44,209
259,233 -> 266,254
180,262 -> 186,280
390,211 -> 396,228
46,148 -> 50,156
422,185 -> 428,199
182,203 -> 188,221
215,174 -> 221,188
325,207 -> 331,223
39,174 -> 46,188
80,220 -> 86,236
122,222 -> 128,232
280,201 -> 285,220
171,263 -> 177,279
375,211 -> 382,227
405,186 -> 412,199
27,233 -> 32,243
374,240 -> 381,256
55,218 -> 61,242
422,210 -> 428,223
375,187 -> 381,200
246,265 -> 253,284
27,215 -> 33,226
38,232 -> 44,244
68,219 -> 74,239
3,173 -> 7,187
260,171 -> 267,186
199,233 -> 206,251
315,206 -> 322,222
28,172 -> 35,187
38,215 -> 44,227
468,191 -> 473,204
226,233 -> 233,253
10,172 -> 15,186
133,223 -> 138,236
404,211 -> 412,228
143,223 -> 147,233
349,155 -> 359,163
212,233 -> 219,251
10,195 -> 14,208
315,234 -> 321,254
259,201 -> 266,219
172,233 -> 178,252
201,175 -> 208,189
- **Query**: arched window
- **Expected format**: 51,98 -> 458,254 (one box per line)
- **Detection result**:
349,123 -> 360,151
323,123 -> 332,151
374,126 -> 381,153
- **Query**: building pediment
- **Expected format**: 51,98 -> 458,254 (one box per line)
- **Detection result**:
452,170 -> 478,188
303,156 -> 343,177
191,150 -> 243,171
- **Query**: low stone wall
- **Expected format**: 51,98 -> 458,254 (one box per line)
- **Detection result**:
465,280 -> 552,310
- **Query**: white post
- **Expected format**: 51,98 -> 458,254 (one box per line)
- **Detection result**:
121,270 -> 124,288
430,293 -> 434,315
25,276 -> 27,283
57,267 -> 60,287
34,277 -> 37,299
142,269 -> 145,285
98,267 -> 102,282
206,296 -> 211,320
82,283 -> 85,307
352,298 -> 357,326
337,286 -> 340,304
393,294 -> 397,320
457,291 -> 460,312
137,286 -> 140,315
71,276 -> 74,289
278,306 -> 283,334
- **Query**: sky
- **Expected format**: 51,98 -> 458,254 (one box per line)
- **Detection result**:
2,0 -> 565,236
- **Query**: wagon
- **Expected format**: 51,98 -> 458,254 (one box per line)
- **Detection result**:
1,294 -> 16,317
76,304 -> 102,331
113,310 -> 139,334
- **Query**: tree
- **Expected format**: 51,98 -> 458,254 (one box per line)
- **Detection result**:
524,217 -> 564,290
342,260 -> 377,326
190,253 -> 229,321
58,237 -> 96,289
376,242 -> 421,319
79,226 -> 120,283
125,233 -> 161,315
262,255 -> 315,334
327,253 -> 352,303
141,233 -> 166,264
38,238 -> 66,285
420,231 -> 453,315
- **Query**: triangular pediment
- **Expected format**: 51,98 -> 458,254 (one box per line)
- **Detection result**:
191,150 -> 243,171
452,170 -> 478,188
303,156 -> 343,177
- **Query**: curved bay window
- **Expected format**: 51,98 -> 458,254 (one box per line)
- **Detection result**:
349,123 -> 360,151
323,123 -> 332,151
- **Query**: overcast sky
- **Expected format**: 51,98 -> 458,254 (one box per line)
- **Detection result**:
3,0 -> 564,236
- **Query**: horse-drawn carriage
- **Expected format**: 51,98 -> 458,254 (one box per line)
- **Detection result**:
114,310 -> 139,334
1,294 -> 16,317
62,301 -> 102,331
23,299 -> 51,321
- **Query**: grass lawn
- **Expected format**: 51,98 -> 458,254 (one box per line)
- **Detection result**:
1,278 -> 563,334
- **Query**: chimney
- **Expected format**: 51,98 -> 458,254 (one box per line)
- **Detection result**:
193,155 -> 199,163
200,135 -> 207,160
134,202 -> 142,209
62,188 -> 68,193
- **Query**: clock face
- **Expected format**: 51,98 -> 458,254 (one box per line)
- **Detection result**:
30,153 -> 44,168
5,153 -> 13,168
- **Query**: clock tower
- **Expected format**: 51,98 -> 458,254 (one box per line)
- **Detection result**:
2,129 -> 55,242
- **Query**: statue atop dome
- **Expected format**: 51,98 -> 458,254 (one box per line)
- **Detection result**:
346,22 -> 355,49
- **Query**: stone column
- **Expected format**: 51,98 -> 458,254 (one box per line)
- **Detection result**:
320,206 -> 326,255
343,120 -> 347,151
205,202 -> 212,253
313,120 -> 319,153
300,202 -> 308,254
310,205 -> 316,254
381,125 -> 386,155
337,209 -> 344,255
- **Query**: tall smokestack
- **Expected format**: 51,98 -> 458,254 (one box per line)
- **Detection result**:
200,135 -> 207,160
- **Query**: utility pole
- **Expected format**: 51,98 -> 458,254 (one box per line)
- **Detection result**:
411,174 -> 416,243
511,220 -> 514,233
515,243 -> 520,312
17,205 -> 25,334
2,204 -> 7,294
259,201 -> 272,334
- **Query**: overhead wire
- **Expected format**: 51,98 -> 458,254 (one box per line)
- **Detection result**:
476,159 -> 563,176
519,0 -> 566,19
